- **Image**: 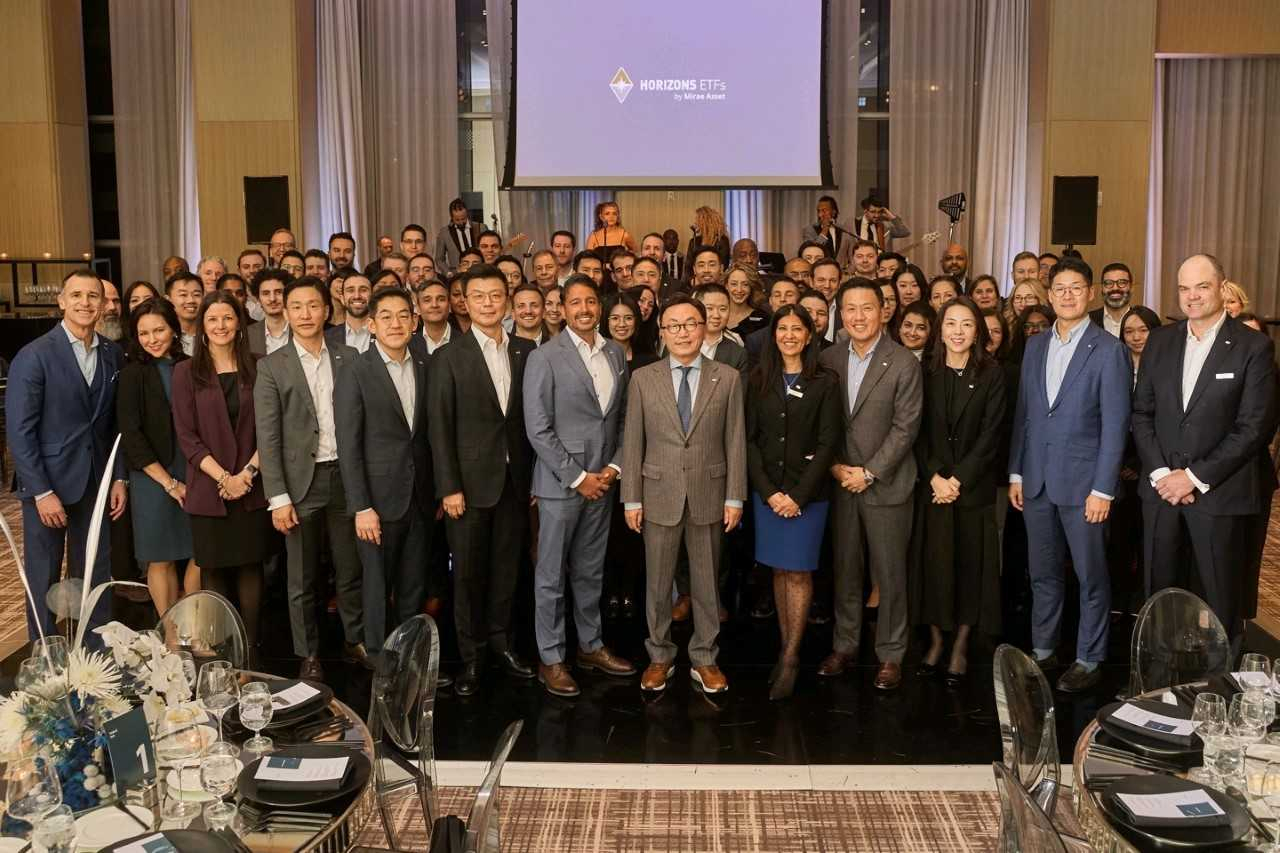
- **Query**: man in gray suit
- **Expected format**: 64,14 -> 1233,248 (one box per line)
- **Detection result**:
817,279 -> 923,691
523,275 -> 637,697
247,268 -> 291,356
622,295 -> 748,695
254,276 -> 366,681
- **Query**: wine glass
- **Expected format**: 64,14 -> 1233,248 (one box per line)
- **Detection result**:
30,637 -> 69,675
154,715 -> 204,821
31,804 -> 75,853
16,657 -> 66,701
197,661 -> 239,745
4,755 -> 62,832
238,682 -> 274,755
199,742 -> 240,830
1193,693 -> 1227,738
1241,653 -> 1272,694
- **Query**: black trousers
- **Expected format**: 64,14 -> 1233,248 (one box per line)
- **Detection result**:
447,471 -> 526,664
1144,501 -> 1249,640
358,494 -> 432,652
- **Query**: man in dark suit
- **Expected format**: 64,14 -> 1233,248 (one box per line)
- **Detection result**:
255,277 -> 366,681
324,270 -> 372,353
429,264 -> 536,696
435,198 -> 483,274
335,288 -> 435,659
692,284 -> 748,376
523,275 -> 636,696
1132,253 -> 1278,641
745,277 -> 803,363
1009,257 -> 1131,693
6,269 -> 127,638
247,268 -> 291,356
817,280 -> 923,691
1088,262 -> 1136,338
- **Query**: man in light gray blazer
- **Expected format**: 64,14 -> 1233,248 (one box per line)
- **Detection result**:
254,276 -> 366,682
622,295 -> 747,695
817,279 -> 923,691
523,276 -> 637,697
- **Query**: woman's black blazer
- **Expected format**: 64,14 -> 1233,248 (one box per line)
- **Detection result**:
116,359 -> 179,471
913,359 -> 1007,508
745,368 -> 842,507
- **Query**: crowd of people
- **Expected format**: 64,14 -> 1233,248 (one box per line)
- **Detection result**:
7,193 -> 1276,702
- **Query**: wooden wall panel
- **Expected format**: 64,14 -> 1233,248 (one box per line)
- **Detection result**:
0,0 -> 48,123
191,0 -> 297,121
195,121 -> 301,261
0,124 -> 56,255
1157,0 -> 1280,55
47,0 -> 86,125
614,190 -> 723,251
52,122 -> 92,256
1048,0 -> 1156,121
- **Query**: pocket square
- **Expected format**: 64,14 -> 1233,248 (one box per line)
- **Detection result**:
1215,372 -> 1234,379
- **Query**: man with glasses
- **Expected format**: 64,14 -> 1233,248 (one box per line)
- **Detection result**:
622,295 -> 747,695
1009,257 -> 1130,693
1090,262 -> 1136,337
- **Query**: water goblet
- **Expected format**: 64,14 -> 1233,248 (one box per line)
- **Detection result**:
197,661 -> 239,745
238,682 -> 274,755
1233,693 -> 1271,744
199,742 -> 240,831
31,804 -> 75,853
155,715 -> 204,821
4,755 -> 62,830
29,637 -> 69,676
1241,653 -> 1272,694
1208,734 -> 1245,786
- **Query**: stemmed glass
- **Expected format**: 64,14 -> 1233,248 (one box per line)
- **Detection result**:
29,637 -> 69,675
238,682 -> 274,755
1260,762 -> 1280,852
1193,694 -> 1228,783
1241,653 -> 1272,693
4,754 -> 62,831
1232,693 -> 1271,745
199,742 -> 240,831
197,661 -> 240,745
155,716 -> 204,821
16,658 -> 66,701
31,804 -> 76,853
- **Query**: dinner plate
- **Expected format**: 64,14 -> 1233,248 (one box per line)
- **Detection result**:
73,805 -> 155,851
1096,701 -> 1203,762
0,838 -> 29,853
1100,774 -> 1250,850
237,744 -> 370,809
98,830 -> 234,853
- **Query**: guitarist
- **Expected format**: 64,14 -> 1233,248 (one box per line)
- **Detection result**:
852,194 -> 911,251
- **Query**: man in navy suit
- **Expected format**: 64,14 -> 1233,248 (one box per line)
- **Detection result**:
6,269 -> 127,639
1009,257 -> 1131,693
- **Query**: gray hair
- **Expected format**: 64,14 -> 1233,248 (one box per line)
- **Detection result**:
196,256 -> 226,274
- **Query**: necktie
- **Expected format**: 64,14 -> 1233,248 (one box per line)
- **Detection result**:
458,225 -> 469,250
677,366 -> 693,433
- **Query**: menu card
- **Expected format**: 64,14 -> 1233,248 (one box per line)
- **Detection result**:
1108,702 -> 1195,745
254,755 -> 350,791
271,681 -> 321,711
1114,789 -> 1230,828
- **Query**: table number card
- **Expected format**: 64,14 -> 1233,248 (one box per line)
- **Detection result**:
102,706 -> 157,795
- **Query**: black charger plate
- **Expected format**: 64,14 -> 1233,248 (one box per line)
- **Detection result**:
99,830 -> 236,853
238,744 -> 371,808
1100,775 -> 1250,850
1097,701 -> 1204,762
228,679 -> 334,730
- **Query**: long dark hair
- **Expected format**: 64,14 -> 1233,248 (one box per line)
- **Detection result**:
190,290 -> 255,387
602,291 -> 649,354
122,280 -> 160,328
630,284 -> 659,355
1008,303 -> 1057,364
928,296 -> 993,373
751,304 -> 824,394
981,306 -> 1011,361
125,297 -> 187,364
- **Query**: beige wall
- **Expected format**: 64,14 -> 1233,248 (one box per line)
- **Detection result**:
190,0 -> 302,264
614,191 -> 723,251
1157,0 -> 1280,55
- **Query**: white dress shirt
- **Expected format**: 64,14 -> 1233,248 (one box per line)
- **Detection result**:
376,340 -> 417,430
181,332 -> 195,356
700,335 -> 722,361
344,322 -> 372,353
1148,311 -> 1227,494
422,323 -> 451,355
264,318 -> 291,354
62,322 -> 100,385
472,326 -> 512,414
1101,310 -> 1123,338
565,329 -> 620,489
267,340 -> 338,510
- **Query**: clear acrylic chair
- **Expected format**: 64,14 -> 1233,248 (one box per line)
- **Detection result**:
71,580 -> 152,647
1128,587 -> 1230,698
993,643 -> 1060,827
464,720 -> 524,853
155,590 -> 248,669
369,614 -> 442,850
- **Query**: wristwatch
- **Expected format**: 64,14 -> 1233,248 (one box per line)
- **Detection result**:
245,463 -> 259,479
862,470 -> 875,486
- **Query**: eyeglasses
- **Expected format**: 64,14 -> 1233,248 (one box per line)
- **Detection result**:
1050,284 -> 1087,297
1102,279 -> 1132,288
661,319 -> 705,334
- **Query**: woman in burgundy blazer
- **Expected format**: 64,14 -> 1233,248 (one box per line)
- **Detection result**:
170,290 -> 278,654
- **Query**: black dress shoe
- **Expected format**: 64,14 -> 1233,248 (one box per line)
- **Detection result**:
622,597 -> 635,620
497,650 -> 535,679
605,596 -> 620,620
944,669 -> 968,687
1033,653 -> 1062,672
436,669 -> 454,689
917,661 -> 941,677
1056,662 -> 1102,693
455,663 -> 481,696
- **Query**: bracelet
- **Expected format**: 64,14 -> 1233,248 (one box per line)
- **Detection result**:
217,472 -> 229,487
164,479 -> 178,494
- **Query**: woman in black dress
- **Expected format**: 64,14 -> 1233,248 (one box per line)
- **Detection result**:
910,296 -> 1006,685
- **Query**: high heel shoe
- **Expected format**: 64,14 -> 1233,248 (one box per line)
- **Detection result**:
917,661 -> 941,677
769,662 -> 798,701
768,659 -> 783,684
944,669 -> 968,687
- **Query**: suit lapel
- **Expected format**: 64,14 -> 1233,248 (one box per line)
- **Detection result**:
652,359 -> 684,434
687,359 -> 721,436
557,333 -> 600,411
1183,319 -> 1235,418
948,366 -> 980,427
365,349 -> 411,433
411,353 -> 428,433
459,330 -> 504,416
849,343 -> 891,419
1049,323 -> 1099,412
284,345 -> 318,421
603,345 -> 625,415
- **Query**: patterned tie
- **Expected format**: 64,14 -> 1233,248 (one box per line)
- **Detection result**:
677,366 -> 693,433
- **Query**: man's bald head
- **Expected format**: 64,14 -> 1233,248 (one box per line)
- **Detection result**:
1178,253 -> 1225,284
941,243 -> 969,278
1176,253 -> 1227,323
731,238 -> 759,267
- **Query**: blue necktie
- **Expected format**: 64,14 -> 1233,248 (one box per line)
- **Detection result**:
677,366 -> 693,433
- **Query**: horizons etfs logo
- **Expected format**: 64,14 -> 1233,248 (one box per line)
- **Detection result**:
610,68 -> 634,103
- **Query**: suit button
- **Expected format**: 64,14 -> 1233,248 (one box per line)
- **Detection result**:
781,413 -> 786,418
779,437 -> 785,442
684,442 -> 690,448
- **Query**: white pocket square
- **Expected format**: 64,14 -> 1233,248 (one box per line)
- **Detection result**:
1216,372 -> 1234,379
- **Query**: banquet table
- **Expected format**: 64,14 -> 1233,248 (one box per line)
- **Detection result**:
1072,681 -> 1277,852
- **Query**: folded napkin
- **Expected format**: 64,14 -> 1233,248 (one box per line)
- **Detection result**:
253,755 -> 351,792
1112,789 -> 1231,829
1105,700 -> 1196,747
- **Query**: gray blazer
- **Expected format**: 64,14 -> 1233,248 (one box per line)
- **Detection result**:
620,357 -> 748,527
818,334 -> 923,506
253,340 -> 357,506
247,320 -> 290,357
523,331 -> 629,500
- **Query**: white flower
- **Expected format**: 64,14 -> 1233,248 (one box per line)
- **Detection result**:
134,633 -> 166,663
99,694 -> 131,719
0,693 -> 29,757
94,621 -> 139,652
141,694 -> 165,726
68,648 -> 122,699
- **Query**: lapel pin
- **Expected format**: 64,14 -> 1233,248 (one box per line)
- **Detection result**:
969,384 -> 975,389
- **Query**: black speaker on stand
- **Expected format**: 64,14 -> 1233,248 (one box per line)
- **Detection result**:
1050,176 -> 1099,253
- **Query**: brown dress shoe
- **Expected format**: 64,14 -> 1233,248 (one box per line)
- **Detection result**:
691,665 -> 729,693
672,595 -> 691,622
423,596 -> 443,618
300,656 -> 325,682
718,606 -> 729,623
343,641 -> 375,670
576,646 -> 637,677
874,661 -> 902,691
538,663 -> 581,697
817,651 -> 853,677
641,661 -> 675,692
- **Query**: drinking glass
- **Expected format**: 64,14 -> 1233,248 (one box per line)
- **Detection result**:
4,755 -> 61,829
16,657 -> 66,701
31,804 -> 75,853
155,715 -> 204,821
1241,653 -> 1272,694
1207,734 -> 1245,785
197,661 -> 239,745
1232,693 -> 1271,744
199,742 -> 240,830
1193,693 -> 1227,738
30,637 -> 69,676
238,682 -> 274,755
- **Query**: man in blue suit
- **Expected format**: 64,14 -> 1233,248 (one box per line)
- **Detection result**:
523,275 -> 636,697
6,269 -> 127,639
1009,257 -> 1131,692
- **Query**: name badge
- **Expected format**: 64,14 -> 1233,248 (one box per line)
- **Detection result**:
786,387 -> 804,399
1216,373 -> 1234,379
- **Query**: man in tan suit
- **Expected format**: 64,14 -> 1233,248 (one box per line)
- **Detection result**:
622,295 -> 747,694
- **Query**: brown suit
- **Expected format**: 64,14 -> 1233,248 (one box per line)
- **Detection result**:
621,356 -> 747,666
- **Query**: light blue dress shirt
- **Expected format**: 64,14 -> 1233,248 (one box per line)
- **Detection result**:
62,322 -> 99,385
1045,318 -> 1089,406
845,333 -> 882,413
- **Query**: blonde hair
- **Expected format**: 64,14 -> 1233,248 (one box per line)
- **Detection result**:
1005,279 -> 1049,323
1222,280 -> 1249,313
693,206 -> 727,248
594,201 -> 622,230
724,262 -> 765,309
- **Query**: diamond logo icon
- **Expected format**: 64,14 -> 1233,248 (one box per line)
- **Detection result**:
609,67 -> 634,104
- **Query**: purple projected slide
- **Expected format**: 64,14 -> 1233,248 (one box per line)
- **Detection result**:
510,0 -> 824,187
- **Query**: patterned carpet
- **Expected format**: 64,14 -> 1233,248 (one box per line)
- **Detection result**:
0,493 -> 28,661
355,787 -> 1004,852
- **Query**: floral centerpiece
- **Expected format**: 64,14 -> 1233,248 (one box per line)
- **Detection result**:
0,647 -> 130,812
95,622 -> 195,726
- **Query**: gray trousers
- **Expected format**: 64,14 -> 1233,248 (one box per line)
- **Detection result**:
286,462 -> 363,657
534,493 -> 611,665
644,509 -> 723,667
831,490 -> 912,663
